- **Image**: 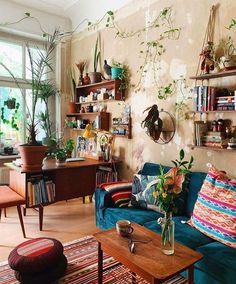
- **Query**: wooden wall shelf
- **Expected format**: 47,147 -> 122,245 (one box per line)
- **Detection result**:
76,79 -> 125,104
187,144 -> 235,151
66,112 -> 110,131
190,69 -> 236,80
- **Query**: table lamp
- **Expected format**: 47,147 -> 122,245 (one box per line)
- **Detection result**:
82,123 -> 95,139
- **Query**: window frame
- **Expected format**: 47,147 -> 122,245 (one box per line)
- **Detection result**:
0,33 -> 47,145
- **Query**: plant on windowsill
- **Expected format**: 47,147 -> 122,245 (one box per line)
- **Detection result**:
0,29 -> 60,171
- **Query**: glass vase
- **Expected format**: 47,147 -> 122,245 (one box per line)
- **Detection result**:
160,212 -> 175,255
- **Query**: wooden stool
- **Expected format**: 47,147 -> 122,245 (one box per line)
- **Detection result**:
0,186 -> 26,238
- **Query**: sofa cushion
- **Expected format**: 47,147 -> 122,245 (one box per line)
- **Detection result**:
100,182 -> 132,207
195,242 -> 236,284
185,171 -> 206,217
131,174 -> 160,211
141,162 -> 171,176
143,216 -> 214,249
189,165 -> 236,248
103,207 -> 162,228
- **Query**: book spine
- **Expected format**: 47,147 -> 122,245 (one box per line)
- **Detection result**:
209,87 -> 216,111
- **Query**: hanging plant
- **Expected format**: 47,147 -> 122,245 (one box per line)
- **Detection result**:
88,7 -> 180,94
141,105 -> 163,141
1,99 -> 20,130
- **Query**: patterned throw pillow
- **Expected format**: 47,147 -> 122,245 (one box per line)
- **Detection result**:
189,165 -> 236,248
100,181 -> 132,208
131,174 -> 161,212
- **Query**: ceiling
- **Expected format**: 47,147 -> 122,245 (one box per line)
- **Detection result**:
8,0 -> 78,17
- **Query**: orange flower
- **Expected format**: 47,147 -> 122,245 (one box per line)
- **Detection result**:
164,167 -> 184,194
153,191 -> 159,198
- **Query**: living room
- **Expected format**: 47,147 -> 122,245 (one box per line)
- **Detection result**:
0,0 -> 235,283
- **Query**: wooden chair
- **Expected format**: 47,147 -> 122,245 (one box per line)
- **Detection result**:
0,185 -> 26,238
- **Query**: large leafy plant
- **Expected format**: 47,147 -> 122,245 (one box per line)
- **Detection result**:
0,29 -> 59,145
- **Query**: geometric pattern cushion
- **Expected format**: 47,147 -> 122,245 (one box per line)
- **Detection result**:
14,254 -> 67,284
188,165 -> 236,248
8,238 -> 64,273
99,181 -> 132,208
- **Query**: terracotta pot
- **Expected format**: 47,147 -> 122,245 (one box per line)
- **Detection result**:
89,72 -> 102,84
68,102 -> 77,113
18,145 -> 47,171
56,158 -> 66,167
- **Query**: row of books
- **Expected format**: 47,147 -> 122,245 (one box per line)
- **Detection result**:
193,86 -> 236,111
194,121 -> 227,148
27,177 -> 55,206
95,166 -> 118,186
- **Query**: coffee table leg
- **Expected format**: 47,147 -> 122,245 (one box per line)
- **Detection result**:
188,265 -> 194,284
98,242 -> 103,284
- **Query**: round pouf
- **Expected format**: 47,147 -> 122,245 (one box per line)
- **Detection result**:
8,238 -> 67,284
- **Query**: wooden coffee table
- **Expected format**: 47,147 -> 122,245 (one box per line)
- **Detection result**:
94,223 -> 203,284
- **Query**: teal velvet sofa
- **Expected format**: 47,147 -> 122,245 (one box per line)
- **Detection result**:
95,162 -> 236,284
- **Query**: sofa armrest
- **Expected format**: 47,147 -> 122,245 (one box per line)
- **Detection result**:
95,181 -> 132,227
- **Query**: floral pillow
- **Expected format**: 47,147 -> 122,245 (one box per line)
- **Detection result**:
131,167 -> 185,213
188,165 -> 236,248
131,174 -> 161,211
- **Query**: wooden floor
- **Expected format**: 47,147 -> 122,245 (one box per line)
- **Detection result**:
0,198 -> 100,262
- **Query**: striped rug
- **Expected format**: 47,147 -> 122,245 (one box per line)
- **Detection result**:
0,236 -> 187,284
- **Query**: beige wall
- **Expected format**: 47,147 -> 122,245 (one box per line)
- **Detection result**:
67,0 -> 236,178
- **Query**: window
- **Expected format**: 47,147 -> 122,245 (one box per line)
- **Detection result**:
0,36 -> 47,148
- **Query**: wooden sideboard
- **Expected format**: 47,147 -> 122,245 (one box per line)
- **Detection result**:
5,158 -> 119,230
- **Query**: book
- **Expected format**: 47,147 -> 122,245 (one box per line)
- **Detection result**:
194,121 -> 208,146
209,87 -> 216,111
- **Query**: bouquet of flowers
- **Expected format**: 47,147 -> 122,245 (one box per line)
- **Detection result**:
153,149 -> 194,215
153,149 -> 194,254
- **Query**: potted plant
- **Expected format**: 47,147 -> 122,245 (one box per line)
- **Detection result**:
76,60 -> 86,85
0,29 -> 59,170
111,61 -> 129,90
37,82 -> 58,149
141,104 -> 163,141
89,36 -> 102,83
64,138 -> 75,158
1,98 -> 20,131
67,67 -> 77,113
52,148 -> 68,166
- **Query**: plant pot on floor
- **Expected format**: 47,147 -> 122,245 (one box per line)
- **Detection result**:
18,145 -> 47,171
89,72 -> 102,84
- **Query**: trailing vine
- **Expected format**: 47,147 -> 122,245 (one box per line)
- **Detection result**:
89,7 -> 180,94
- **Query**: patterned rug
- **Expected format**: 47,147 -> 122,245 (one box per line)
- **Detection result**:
0,236 -> 187,284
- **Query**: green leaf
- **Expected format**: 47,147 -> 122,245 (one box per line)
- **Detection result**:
179,149 -> 184,160
25,12 -> 31,17
88,21 -> 92,26
107,11 -> 114,16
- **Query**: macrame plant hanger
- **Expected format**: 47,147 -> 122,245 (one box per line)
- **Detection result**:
196,5 -> 217,77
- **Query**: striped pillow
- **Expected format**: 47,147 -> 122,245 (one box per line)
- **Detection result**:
100,181 -> 132,207
189,165 -> 236,248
